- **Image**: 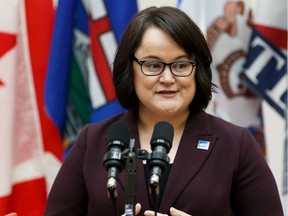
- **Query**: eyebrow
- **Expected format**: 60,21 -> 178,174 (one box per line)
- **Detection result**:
140,54 -> 191,61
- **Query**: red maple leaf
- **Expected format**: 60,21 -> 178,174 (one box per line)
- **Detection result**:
0,32 -> 16,88
0,79 -> 4,87
0,32 -> 16,58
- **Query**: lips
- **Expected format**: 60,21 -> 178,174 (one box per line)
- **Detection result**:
157,90 -> 177,94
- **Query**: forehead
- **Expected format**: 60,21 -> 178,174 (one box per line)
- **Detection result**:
135,26 -> 186,59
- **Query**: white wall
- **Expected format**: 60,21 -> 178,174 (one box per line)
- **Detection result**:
137,0 -> 177,10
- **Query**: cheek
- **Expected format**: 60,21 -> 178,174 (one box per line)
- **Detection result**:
134,76 -> 153,97
183,76 -> 197,99
133,68 -> 157,92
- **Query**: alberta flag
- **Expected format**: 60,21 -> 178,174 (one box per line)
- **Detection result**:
45,0 -> 138,156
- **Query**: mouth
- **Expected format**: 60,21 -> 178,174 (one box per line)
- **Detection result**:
156,90 -> 177,95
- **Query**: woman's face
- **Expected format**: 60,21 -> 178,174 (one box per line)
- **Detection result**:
133,26 -> 197,117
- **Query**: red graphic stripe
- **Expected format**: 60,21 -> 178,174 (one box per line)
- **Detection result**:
254,24 -> 287,50
25,0 -> 62,160
0,32 -> 16,58
90,17 -> 116,101
0,178 -> 47,216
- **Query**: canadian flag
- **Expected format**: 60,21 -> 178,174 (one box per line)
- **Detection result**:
0,0 -> 62,215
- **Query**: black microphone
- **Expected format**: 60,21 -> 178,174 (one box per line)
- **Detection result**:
103,121 -> 130,199
148,121 -> 174,197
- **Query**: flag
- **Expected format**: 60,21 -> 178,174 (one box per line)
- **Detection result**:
244,4 -> 287,118
0,0 -> 62,215
45,0 -> 138,155
0,0 -> 138,214
242,0 -> 287,198
179,0 -> 265,150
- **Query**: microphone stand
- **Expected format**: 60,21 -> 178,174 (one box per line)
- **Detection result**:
124,139 -> 137,216
107,180 -> 119,216
149,179 -> 159,216
106,141 -> 170,216
123,147 -> 166,216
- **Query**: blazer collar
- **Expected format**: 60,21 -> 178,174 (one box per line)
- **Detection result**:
160,111 -> 218,212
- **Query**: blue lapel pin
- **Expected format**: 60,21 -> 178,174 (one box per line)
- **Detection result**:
197,140 -> 210,150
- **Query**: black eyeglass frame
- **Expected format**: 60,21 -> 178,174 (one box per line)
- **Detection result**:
132,56 -> 197,77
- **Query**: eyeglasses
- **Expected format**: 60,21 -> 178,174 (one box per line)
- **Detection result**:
132,56 -> 197,77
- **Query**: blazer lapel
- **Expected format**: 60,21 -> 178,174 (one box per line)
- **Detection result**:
159,112 -> 218,213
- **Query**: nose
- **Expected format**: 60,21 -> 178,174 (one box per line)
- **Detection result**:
159,65 -> 175,83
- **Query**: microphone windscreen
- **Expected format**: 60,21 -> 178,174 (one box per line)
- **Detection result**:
151,121 -> 174,149
107,121 -> 130,146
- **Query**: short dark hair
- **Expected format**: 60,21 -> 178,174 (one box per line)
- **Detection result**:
113,6 -> 216,113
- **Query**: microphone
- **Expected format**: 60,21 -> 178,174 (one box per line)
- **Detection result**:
148,121 -> 174,197
103,121 -> 130,199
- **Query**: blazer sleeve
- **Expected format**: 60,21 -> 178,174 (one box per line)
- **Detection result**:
231,128 -> 284,216
44,125 -> 89,216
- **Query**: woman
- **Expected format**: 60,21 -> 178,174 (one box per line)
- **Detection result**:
44,6 -> 284,216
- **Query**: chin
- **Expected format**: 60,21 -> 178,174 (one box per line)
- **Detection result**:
158,107 -> 178,115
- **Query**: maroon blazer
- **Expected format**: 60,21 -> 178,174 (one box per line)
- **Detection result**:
44,110 -> 284,216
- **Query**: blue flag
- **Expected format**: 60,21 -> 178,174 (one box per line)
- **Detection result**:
243,28 -> 287,118
45,0 -> 138,156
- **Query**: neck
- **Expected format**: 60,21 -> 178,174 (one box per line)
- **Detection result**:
137,108 -> 190,163
137,108 -> 190,133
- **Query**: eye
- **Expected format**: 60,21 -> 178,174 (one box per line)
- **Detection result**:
142,61 -> 163,71
172,62 -> 190,71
